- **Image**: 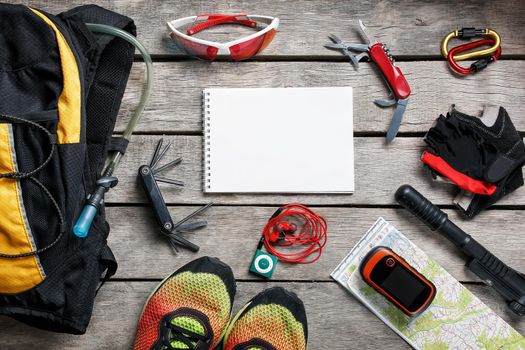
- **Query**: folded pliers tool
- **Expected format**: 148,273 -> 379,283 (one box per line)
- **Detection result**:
138,138 -> 212,253
326,20 -> 411,143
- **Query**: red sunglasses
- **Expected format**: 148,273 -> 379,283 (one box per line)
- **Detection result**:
167,14 -> 279,61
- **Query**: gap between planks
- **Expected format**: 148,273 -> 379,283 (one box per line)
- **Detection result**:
138,55 -> 525,62
103,278 -> 491,285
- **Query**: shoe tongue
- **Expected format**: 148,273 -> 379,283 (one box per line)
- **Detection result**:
169,315 -> 206,349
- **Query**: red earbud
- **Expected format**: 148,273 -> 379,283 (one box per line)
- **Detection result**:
268,222 -> 298,242
261,204 -> 328,264
274,222 -> 297,234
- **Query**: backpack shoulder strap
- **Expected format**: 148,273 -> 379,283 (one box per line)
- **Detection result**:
59,5 -> 136,185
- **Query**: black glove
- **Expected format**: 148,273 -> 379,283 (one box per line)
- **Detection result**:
422,106 -> 525,217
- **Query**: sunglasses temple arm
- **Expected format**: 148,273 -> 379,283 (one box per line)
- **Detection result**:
186,14 -> 256,36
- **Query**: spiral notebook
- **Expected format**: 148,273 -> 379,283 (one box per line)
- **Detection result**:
203,87 -> 354,193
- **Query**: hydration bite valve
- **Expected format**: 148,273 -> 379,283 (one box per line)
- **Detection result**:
73,176 -> 118,238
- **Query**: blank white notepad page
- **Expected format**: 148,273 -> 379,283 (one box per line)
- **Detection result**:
203,87 -> 354,193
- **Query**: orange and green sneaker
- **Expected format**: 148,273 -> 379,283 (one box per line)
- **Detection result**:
133,256 -> 236,350
222,287 -> 308,350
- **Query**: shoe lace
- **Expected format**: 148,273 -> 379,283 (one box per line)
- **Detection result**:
161,321 -> 212,350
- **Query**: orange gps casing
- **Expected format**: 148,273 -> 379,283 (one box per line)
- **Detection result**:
360,246 -> 436,317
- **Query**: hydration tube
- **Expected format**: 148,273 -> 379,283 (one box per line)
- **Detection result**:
73,24 -> 153,238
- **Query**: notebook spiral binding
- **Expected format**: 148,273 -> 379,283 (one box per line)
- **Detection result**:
203,90 -> 211,190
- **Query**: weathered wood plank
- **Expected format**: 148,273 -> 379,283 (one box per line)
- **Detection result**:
1,2 -> 522,350
19,0 -> 525,56
116,61 -> 525,133
0,282 -> 521,349
107,135 -> 525,206
107,206 -> 525,282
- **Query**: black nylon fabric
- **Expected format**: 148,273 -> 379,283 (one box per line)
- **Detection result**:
0,5 -> 76,272
59,5 -> 136,189
2,221 -> 109,334
0,4 -> 135,334
0,6 -> 62,113
107,136 -> 130,155
13,117 -> 70,272
423,107 -> 525,217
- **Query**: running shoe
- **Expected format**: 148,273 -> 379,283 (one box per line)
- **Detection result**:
133,256 -> 236,350
222,287 -> 308,350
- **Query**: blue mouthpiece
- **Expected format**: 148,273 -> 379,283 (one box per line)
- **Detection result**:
73,205 -> 97,238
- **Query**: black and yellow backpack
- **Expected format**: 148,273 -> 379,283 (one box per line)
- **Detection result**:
0,4 -> 135,334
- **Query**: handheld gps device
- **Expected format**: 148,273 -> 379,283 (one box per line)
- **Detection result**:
360,246 -> 436,316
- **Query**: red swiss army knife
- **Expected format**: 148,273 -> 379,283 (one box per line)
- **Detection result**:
325,20 -> 411,143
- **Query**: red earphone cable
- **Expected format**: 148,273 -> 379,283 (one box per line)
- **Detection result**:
262,204 -> 327,264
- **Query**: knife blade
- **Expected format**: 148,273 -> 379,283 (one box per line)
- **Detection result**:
358,20 -> 375,46
386,98 -> 408,143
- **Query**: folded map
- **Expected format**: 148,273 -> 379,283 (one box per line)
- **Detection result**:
331,217 -> 525,349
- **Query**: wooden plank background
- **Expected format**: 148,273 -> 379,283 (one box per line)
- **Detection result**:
14,0 -> 525,57
1,1 -> 525,349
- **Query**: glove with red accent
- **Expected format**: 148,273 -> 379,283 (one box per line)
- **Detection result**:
421,106 -> 525,218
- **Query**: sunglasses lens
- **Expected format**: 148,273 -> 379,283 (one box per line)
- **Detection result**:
229,28 -> 276,61
170,32 -> 218,60
259,28 -> 277,52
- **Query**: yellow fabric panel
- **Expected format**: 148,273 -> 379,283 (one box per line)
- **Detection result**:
30,8 -> 81,144
0,124 -> 44,293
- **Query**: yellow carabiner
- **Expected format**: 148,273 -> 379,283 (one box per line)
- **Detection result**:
441,28 -> 501,61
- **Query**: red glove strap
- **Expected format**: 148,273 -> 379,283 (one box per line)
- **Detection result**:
421,151 -> 497,195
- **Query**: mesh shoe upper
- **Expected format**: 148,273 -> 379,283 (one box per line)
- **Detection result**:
133,256 -> 236,350
222,287 -> 307,350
